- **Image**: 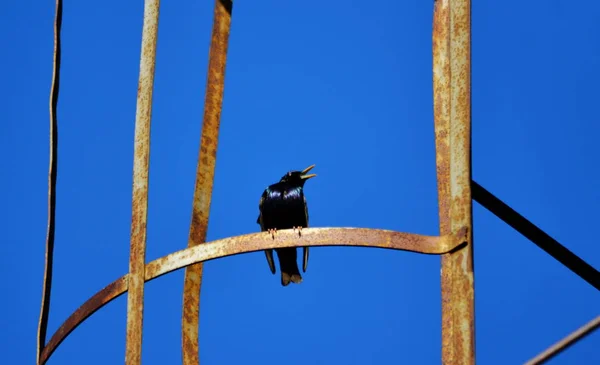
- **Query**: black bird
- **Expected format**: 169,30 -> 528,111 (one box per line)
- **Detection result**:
257,164 -> 317,286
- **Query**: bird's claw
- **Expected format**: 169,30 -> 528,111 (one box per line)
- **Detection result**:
268,228 -> 277,239
293,226 -> 303,237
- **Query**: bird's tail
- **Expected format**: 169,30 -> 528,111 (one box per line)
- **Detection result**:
277,248 -> 302,286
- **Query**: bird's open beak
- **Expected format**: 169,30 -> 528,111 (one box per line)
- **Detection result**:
300,164 -> 317,180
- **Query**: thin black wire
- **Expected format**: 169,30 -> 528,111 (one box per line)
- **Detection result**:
471,180 -> 600,291
37,0 -> 62,363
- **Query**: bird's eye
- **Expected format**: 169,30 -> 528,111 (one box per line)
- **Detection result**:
288,172 -> 291,176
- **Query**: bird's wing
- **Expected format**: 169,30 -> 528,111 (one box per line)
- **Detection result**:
303,195 -> 309,225
265,250 -> 276,274
257,191 -> 266,227
258,190 -> 276,274
303,195 -> 309,272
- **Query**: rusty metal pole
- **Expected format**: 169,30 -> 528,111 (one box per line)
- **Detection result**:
37,0 -> 62,363
181,0 -> 233,364
125,0 -> 160,364
433,0 -> 475,364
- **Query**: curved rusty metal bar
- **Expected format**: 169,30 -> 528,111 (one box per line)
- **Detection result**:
125,0 -> 160,363
181,0 -> 233,363
39,277 -> 128,364
39,227 -> 467,364
150,228 -> 467,280
37,0 -> 62,363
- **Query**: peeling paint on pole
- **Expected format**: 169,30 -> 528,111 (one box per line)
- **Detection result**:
433,0 -> 475,364
125,0 -> 160,364
181,0 -> 233,364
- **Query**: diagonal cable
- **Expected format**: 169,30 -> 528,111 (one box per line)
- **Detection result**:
472,180 -> 600,291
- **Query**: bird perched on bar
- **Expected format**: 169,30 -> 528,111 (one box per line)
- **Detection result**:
256,164 -> 317,286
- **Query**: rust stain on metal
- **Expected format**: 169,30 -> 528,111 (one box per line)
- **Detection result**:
148,228 -> 465,280
125,1 -> 160,364
182,0 -> 233,364
433,0 -> 475,364
525,315 -> 600,365
37,0 -> 62,363
39,277 -> 128,365
433,0 -> 451,236
39,227 -> 462,364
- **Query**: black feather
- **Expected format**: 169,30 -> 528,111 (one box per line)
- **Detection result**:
257,166 -> 316,286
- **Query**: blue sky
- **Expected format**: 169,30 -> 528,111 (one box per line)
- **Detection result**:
2,0 -> 600,364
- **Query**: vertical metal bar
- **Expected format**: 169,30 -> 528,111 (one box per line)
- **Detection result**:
181,0 -> 232,364
433,0 -> 475,364
125,0 -> 160,364
37,0 -> 62,363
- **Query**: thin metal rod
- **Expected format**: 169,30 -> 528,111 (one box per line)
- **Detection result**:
40,227 -> 467,364
37,0 -> 62,363
471,181 -> 600,291
181,0 -> 232,363
39,278 -> 128,365
524,315 -> 600,365
433,0 -> 475,363
125,1 -> 160,364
